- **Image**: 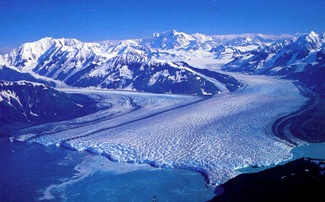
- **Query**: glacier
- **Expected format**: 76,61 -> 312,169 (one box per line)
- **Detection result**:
3,30 -> 323,187
15,72 -> 308,185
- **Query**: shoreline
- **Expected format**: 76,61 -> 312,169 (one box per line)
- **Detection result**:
272,81 -> 320,145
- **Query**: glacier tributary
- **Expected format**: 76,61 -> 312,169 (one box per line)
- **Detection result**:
16,74 -> 308,185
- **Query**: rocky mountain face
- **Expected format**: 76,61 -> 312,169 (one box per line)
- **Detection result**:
0,81 -> 99,135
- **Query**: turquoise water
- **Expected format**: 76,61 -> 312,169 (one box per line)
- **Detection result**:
0,140 -> 215,201
239,142 -> 325,173
291,142 -> 325,160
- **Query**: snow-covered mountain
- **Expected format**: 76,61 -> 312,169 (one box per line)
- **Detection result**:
0,30 -> 323,95
0,31 -> 248,95
223,31 -> 324,73
0,81 -> 99,134
141,29 -> 285,51
222,31 -> 325,94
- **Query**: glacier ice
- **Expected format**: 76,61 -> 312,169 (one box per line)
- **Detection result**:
15,73 -> 308,185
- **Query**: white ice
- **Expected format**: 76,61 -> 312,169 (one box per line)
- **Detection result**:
16,73 -> 308,185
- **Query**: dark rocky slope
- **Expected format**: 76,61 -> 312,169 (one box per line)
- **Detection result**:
0,81 -> 99,136
210,158 -> 325,202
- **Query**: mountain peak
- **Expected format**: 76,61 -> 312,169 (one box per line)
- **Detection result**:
31,37 -> 83,48
160,29 -> 194,38
306,31 -> 319,41
151,30 -> 180,38
165,29 -> 178,34
152,32 -> 160,38
300,31 -> 321,48
308,31 -> 317,37
24,37 -> 56,48
38,36 -> 55,42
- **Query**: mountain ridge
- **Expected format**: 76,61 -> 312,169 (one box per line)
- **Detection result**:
0,30 -> 323,95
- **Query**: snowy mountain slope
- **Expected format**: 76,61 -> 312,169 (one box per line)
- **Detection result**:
0,37 -> 109,70
140,30 -> 293,69
223,31 -> 324,73
0,30 -> 303,74
141,30 -> 287,51
0,81 -> 99,135
222,31 -> 325,93
72,61 -> 243,95
0,36 -> 240,95
0,30 -> 296,95
0,30 -> 323,98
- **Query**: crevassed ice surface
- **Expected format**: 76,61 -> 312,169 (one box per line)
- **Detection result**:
17,73 -> 308,184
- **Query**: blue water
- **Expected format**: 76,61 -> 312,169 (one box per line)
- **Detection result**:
0,139 -> 215,201
291,142 -> 325,160
3,139 -> 323,202
0,139 -> 85,201
239,142 -> 325,174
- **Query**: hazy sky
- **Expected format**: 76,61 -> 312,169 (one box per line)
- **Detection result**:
1,0 -> 324,50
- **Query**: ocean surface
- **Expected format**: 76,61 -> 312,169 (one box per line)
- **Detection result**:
0,139 -> 215,202
1,137 -> 324,201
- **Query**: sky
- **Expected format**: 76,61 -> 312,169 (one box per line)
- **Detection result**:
0,0 -> 324,51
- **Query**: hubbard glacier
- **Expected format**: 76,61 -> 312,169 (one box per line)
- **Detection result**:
1,29 -> 324,195
2,0 -> 325,200
14,72 -> 307,185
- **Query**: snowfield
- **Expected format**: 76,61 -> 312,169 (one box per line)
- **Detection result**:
15,73 -> 308,185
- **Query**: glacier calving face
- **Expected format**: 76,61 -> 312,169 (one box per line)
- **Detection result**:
15,73 -> 308,184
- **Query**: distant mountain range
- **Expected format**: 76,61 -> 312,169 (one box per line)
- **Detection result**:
0,30 -> 324,95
